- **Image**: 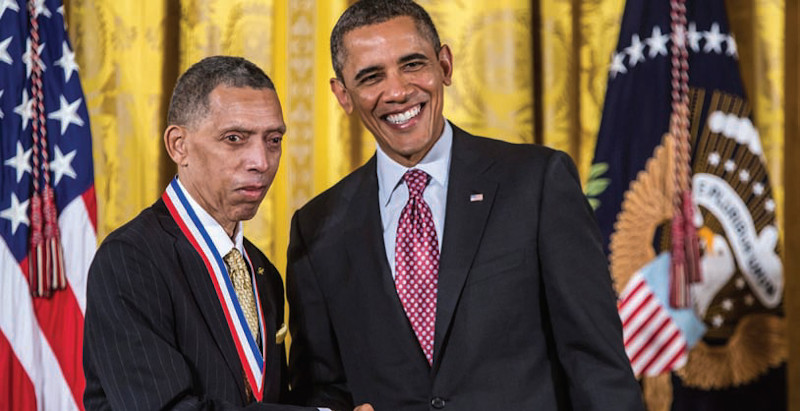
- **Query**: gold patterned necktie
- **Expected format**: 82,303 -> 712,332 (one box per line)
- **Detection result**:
223,248 -> 260,345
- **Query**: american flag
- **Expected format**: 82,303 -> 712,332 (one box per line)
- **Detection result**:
1,0 -> 96,410
618,253 -> 705,377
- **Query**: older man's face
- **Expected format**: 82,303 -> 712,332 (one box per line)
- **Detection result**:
177,85 -> 286,234
331,16 -> 453,167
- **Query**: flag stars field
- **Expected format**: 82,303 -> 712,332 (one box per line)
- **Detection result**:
55,42 -> 78,82
50,146 -> 77,185
0,0 -> 19,19
0,37 -> 12,65
4,141 -> 32,183
609,21 -> 739,80
13,91 -> 34,130
31,0 -> 52,19
726,35 -> 738,57
22,39 -> 46,78
609,52 -> 628,78
0,193 -> 30,235
49,95 -> 85,135
645,26 -> 669,58
687,22 -> 702,51
625,34 -> 646,67
703,23 -> 725,54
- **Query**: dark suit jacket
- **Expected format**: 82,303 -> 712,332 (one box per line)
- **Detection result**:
83,198 -> 311,410
287,125 -> 644,411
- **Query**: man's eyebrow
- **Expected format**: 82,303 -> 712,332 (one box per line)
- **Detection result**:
352,53 -> 430,83
397,53 -> 428,65
354,64 -> 383,83
218,123 -> 287,135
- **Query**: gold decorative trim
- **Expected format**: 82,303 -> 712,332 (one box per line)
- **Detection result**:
676,314 -> 786,388
610,134 -> 676,294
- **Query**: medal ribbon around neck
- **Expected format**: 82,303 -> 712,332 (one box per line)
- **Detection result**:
162,177 -> 266,401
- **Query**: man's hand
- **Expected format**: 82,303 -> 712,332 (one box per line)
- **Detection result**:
354,404 -> 374,411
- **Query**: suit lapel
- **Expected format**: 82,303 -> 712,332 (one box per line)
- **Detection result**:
433,128 -> 497,368
154,199 -> 248,401
248,248 -> 275,343
246,242 -> 280,401
343,158 -> 402,312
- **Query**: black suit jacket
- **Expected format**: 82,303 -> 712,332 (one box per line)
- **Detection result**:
83,198 -> 311,410
287,125 -> 644,411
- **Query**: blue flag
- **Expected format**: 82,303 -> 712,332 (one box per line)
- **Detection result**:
590,0 -> 785,409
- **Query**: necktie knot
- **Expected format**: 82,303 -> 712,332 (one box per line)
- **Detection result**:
223,248 -> 246,272
403,169 -> 429,199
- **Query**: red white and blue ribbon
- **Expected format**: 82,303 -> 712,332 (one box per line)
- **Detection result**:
162,177 -> 266,400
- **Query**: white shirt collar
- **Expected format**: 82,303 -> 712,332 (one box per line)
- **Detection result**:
377,120 -> 453,206
176,177 -> 244,257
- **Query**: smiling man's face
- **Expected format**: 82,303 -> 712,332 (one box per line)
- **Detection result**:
331,16 -> 453,167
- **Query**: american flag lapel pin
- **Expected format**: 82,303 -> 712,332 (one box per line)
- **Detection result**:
470,193 -> 484,202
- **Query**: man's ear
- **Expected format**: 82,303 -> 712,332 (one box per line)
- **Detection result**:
164,125 -> 188,167
330,78 -> 353,114
438,44 -> 454,86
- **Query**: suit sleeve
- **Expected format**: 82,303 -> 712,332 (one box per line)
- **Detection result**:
83,237 -> 313,411
536,151 -> 644,411
286,212 -> 354,411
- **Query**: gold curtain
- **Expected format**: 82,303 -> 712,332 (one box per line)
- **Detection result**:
63,0 -> 792,407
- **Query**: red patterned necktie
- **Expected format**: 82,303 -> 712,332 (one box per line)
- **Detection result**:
395,169 -> 439,365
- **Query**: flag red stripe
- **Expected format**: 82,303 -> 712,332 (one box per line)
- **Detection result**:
628,315 -> 671,364
621,292 -> 654,328
21,258 -> 86,411
638,327 -> 681,375
662,342 -> 688,373
623,298 -> 661,346
619,277 -> 646,307
82,185 -> 98,232
0,330 -> 37,411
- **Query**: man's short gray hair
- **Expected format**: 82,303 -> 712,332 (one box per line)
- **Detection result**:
167,56 -> 275,127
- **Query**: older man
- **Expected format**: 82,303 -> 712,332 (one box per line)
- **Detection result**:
286,1 -> 644,410
83,56 -> 313,410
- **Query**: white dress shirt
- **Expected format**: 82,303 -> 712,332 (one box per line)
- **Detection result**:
377,120 -> 453,278
177,178 -> 244,259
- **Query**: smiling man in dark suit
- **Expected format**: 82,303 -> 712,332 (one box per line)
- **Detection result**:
286,1 -> 644,410
83,56 -> 320,410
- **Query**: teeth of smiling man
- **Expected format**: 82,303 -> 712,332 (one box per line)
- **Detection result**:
386,104 -> 421,125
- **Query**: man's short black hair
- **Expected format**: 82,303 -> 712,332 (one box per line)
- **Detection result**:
330,0 -> 441,81
167,55 -> 275,127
